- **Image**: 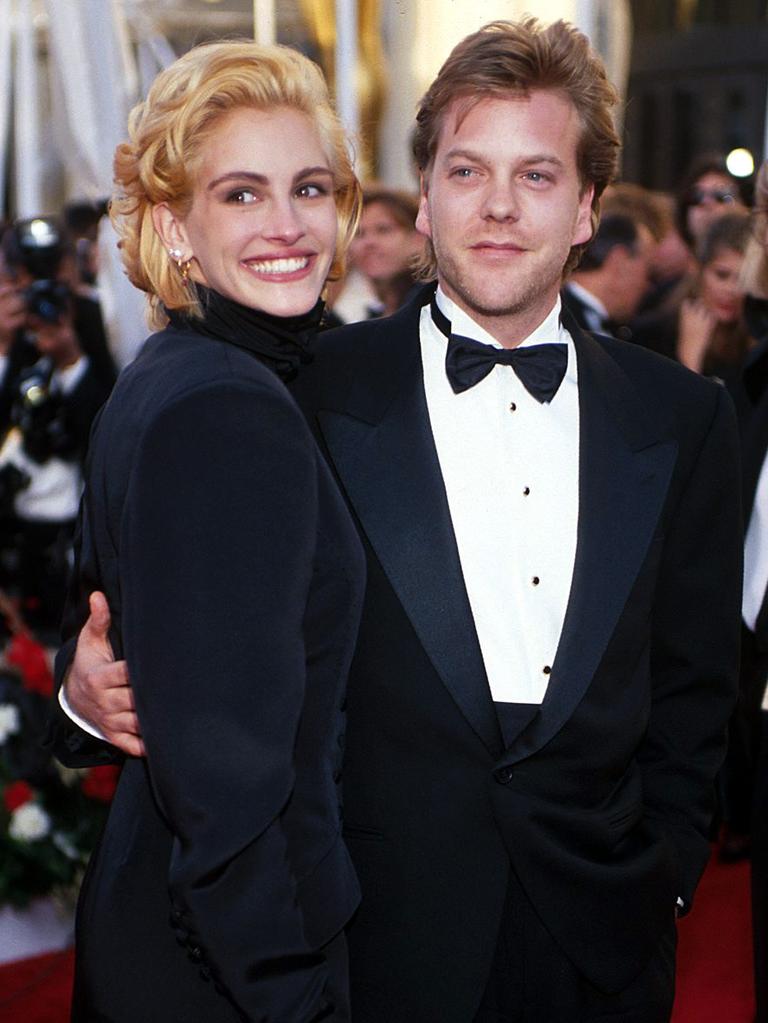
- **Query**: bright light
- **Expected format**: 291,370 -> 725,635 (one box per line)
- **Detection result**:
29,219 -> 57,245
726,148 -> 755,178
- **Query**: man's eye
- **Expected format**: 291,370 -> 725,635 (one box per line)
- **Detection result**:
524,171 -> 550,184
450,167 -> 476,179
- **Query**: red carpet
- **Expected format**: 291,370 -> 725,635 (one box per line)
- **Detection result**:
672,852 -> 754,1023
0,850 -> 755,1022
0,947 -> 73,1023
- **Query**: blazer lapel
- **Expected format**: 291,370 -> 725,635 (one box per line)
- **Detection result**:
506,324 -> 678,764
316,301 -> 503,756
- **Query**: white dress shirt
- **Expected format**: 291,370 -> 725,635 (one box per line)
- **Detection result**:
420,288 -> 579,704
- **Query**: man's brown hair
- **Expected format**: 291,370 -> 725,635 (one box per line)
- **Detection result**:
412,18 -> 620,277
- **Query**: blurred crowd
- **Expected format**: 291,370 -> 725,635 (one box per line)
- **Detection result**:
0,203 -> 116,640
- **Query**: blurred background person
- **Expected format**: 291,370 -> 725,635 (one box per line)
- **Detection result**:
332,185 -> 424,323
674,212 -> 755,389
0,276 -> 110,637
603,183 -> 696,326
561,211 -> 655,337
62,198 -> 110,303
675,152 -> 749,259
633,212 -> 755,397
1,217 -> 117,393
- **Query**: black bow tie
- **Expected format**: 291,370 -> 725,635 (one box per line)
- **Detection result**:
431,296 -> 567,402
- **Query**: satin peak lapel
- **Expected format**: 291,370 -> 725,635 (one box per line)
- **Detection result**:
317,310 -> 503,757
505,328 -> 678,764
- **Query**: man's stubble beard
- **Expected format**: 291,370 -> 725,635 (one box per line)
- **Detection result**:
433,238 -> 570,328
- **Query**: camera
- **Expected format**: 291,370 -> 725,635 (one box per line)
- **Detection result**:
23,279 -> 71,324
2,217 -> 65,282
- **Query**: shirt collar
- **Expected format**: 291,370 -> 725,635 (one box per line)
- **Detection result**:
434,285 -> 569,351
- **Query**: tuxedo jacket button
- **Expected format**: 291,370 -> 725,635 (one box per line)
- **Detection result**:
495,766 -> 514,785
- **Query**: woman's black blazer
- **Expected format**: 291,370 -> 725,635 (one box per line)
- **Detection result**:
66,322 -> 364,1022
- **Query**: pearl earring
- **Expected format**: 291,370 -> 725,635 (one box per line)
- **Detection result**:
168,248 -> 192,284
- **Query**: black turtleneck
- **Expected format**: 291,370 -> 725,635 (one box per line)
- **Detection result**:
165,287 -> 325,383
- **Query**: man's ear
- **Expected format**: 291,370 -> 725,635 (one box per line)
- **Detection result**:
151,203 -> 191,259
573,184 -> 595,247
415,176 -> 432,240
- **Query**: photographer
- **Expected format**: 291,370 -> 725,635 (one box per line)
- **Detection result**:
0,277 -> 110,636
1,216 -> 117,393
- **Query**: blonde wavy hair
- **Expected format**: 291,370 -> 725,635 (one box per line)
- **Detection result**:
110,40 -> 361,327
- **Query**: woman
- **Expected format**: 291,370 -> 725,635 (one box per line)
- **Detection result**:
676,211 -> 755,386
64,41 -> 364,1022
344,185 -> 424,318
674,152 -> 747,256
638,212 -> 755,394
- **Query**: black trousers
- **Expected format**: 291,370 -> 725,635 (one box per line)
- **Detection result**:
473,866 -> 676,1023
479,704 -> 676,1023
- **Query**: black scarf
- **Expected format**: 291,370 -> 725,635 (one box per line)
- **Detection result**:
166,287 -> 325,382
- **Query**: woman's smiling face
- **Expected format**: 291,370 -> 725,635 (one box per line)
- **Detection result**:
156,105 -> 339,318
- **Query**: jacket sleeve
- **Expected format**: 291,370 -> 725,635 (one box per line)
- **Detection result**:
120,376 -> 331,1022
641,382 -> 742,910
47,440 -> 124,770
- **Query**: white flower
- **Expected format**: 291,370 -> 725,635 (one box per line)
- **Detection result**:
0,704 -> 21,744
9,802 -> 51,842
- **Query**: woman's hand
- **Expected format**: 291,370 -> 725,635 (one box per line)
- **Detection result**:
677,297 -> 715,374
65,591 -> 144,756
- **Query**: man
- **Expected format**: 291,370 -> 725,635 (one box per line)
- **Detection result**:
51,19 -> 741,1023
561,211 -> 655,337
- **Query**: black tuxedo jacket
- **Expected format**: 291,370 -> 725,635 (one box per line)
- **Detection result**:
292,287 -> 742,1022
52,324 -> 364,1022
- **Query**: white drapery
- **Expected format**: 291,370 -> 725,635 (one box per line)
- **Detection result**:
13,0 -> 43,217
44,0 -> 149,365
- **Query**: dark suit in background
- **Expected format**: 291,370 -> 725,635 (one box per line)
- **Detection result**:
291,287 -> 742,1022
57,321 -> 364,1022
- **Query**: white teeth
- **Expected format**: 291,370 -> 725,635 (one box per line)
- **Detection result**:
247,256 -> 309,274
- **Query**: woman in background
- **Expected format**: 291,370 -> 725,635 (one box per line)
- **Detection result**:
346,185 -> 424,318
55,40 -> 364,1022
676,211 -> 755,387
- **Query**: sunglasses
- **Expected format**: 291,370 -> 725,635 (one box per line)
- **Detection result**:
688,188 -> 737,207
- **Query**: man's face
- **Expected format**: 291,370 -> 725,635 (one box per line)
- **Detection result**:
416,91 -> 594,345
610,224 -> 655,322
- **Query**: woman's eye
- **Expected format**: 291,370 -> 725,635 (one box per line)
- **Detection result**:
296,183 -> 328,198
227,188 -> 258,204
